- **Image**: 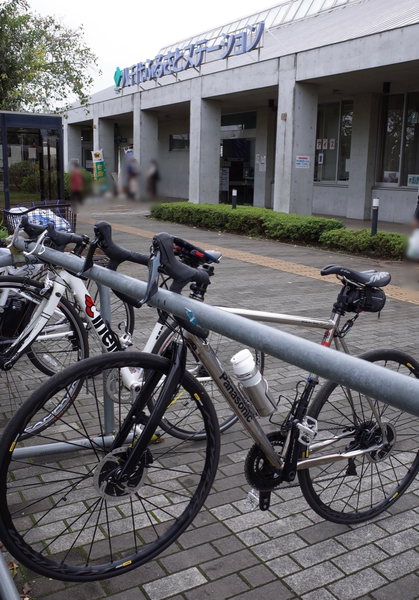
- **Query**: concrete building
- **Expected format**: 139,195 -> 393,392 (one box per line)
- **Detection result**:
65,0 -> 419,223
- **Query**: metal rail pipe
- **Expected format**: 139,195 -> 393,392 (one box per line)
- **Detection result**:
2,241 -> 419,417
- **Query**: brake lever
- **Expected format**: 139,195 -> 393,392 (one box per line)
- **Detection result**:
139,248 -> 161,306
23,229 -> 48,257
77,236 -> 99,276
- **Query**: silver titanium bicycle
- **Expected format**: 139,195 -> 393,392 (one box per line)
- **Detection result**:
0,231 -> 418,582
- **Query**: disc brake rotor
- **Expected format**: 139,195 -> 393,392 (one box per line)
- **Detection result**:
93,445 -> 152,501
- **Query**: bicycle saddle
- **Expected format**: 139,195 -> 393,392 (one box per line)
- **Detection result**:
320,265 -> 391,287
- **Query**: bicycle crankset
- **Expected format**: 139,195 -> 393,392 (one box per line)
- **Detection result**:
244,431 -> 286,492
93,445 -> 153,501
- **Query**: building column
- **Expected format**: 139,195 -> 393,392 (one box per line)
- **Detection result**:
189,81 -> 221,204
254,107 -> 276,208
64,124 -> 82,171
93,108 -> 99,151
137,108 -> 159,197
273,55 -> 318,215
347,94 -> 380,219
98,118 -> 116,174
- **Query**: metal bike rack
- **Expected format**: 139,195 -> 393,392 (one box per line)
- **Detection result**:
0,242 -> 418,416
0,240 -> 419,597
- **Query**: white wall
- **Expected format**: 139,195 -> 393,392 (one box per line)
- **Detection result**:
158,119 -> 190,200
371,187 -> 417,224
313,184 -> 349,216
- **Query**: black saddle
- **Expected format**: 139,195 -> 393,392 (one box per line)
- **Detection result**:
320,264 -> 391,287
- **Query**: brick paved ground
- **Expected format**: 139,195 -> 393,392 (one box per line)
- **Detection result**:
3,201 -> 419,600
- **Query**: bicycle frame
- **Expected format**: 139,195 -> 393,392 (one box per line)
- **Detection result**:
182,331 -> 387,474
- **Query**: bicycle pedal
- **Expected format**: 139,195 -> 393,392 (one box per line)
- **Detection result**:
297,416 -> 318,446
259,490 -> 271,511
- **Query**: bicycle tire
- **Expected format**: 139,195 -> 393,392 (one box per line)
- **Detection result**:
0,351 -> 220,582
298,348 -> 419,524
0,276 -> 88,416
149,323 -> 264,440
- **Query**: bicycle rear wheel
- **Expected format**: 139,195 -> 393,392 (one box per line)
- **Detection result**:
150,323 -> 264,440
0,351 -> 220,582
298,349 -> 419,524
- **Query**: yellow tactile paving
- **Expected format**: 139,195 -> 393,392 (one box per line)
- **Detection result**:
80,216 -> 419,306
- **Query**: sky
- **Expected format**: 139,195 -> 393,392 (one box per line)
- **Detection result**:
29,0 -> 275,95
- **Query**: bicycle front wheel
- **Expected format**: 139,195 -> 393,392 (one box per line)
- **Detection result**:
0,276 -> 88,415
298,349 -> 419,524
150,323 -> 264,440
0,351 -> 220,582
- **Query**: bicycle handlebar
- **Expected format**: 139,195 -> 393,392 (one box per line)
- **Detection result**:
20,215 -> 88,255
153,232 -> 210,294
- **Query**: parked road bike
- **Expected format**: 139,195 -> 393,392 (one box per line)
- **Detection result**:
0,219 -> 258,434
0,221 -> 135,418
0,230 -> 418,582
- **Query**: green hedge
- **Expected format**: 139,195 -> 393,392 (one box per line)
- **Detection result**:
320,228 -> 407,261
150,203 -> 407,261
151,203 -> 344,246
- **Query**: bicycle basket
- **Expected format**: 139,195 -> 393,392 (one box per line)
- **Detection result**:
3,201 -> 77,235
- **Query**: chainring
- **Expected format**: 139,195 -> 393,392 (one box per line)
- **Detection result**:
244,431 -> 286,491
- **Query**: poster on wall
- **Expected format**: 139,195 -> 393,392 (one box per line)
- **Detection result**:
296,155 -> 310,168
92,149 -> 108,192
329,139 -> 336,150
318,153 -> 324,165
408,174 -> 419,187
383,171 -> 398,183
323,139 -> 328,150
316,139 -> 322,150
220,168 -> 229,192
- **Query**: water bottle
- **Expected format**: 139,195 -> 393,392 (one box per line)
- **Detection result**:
231,349 -> 276,417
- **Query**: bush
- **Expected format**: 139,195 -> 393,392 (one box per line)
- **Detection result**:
320,228 -> 407,260
8,161 -> 36,191
21,173 -> 41,194
150,203 -> 407,261
151,203 -> 343,245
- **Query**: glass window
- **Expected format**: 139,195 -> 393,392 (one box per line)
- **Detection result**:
169,134 -> 189,151
315,103 -> 339,182
221,112 -> 257,130
274,3 -> 293,25
402,92 -> 419,187
6,127 -> 61,202
338,100 -> 353,181
284,0 -> 303,22
265,6 -> 282,28
315,101 -> 353,182
295,0 -> 315,19
379,94 -> 404,183
307,0 -> 326,16
0,126 -> 3,204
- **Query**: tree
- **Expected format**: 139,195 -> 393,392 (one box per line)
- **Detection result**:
0,0 -> 100,113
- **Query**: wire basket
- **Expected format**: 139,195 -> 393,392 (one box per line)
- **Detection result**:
3,201 -> 77,235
